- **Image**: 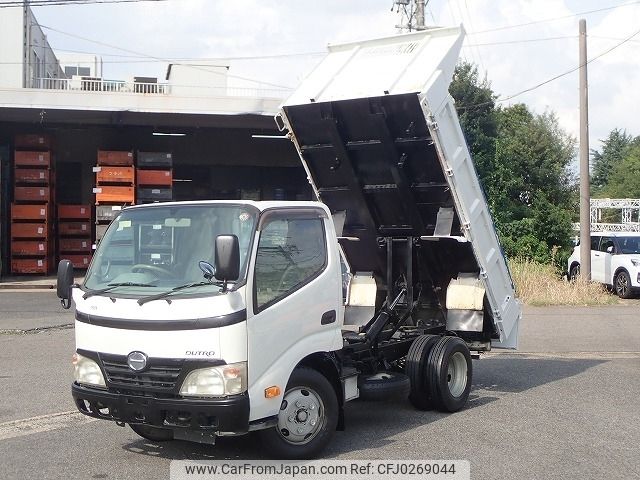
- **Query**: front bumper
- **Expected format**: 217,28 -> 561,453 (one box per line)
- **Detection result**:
72,382 -> 250,434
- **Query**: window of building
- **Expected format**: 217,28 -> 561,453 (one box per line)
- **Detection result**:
64,66 -> 91,77
254,217 -> 327,310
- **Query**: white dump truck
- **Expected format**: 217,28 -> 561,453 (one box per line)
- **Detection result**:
57,26 -> 521,459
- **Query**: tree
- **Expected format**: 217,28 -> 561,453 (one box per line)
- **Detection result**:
450,64 -> 577,264
492,104 -> 576,261
601,144 -> 640,198
449,62 -> 498,202
591,128 -> 633,191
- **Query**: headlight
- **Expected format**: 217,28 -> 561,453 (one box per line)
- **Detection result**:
631,259 -> 639,267
72,353 -> 106,388
179,362 -> 247,397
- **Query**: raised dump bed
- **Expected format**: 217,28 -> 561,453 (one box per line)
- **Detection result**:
279,26 -> 520,348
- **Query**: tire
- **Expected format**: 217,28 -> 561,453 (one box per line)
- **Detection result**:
129,424 -> 174,442
614,270 -> 633,299
569,264 -> 580,281
258,367 -> 338,459
405,334 -> 440,410
426,336 -> 472,413
357,371 -> 411,402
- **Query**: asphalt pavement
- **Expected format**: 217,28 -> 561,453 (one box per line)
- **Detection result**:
0,291 -> 639,480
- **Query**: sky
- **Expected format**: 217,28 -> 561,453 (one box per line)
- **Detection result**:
24,0 -> 640,153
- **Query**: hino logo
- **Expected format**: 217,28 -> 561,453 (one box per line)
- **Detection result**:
127,351 -> 148,371
185,350 -> 216,357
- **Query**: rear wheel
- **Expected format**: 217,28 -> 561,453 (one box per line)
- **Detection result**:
258,367 -> 338,459
427,336 -> 472,412
405,334 -> 440,410
129,424 -> 174,442
614,270 -> 633,299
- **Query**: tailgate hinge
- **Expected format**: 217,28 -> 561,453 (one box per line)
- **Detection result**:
427,114 -> 439,131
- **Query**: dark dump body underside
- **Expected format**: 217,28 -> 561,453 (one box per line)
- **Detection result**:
283,93 -> 481,316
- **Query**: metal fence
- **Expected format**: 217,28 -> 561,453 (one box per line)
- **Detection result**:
33,77 -> 289,99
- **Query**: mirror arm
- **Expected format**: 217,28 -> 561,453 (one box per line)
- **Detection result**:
60,284 -> 78,310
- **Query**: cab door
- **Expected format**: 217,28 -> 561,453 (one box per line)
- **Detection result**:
593,236 -> 613,283
245,209 -> 343,421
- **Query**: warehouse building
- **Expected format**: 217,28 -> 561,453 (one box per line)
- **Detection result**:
0,5 -> 310,277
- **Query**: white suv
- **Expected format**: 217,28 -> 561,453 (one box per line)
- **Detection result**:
568,232 -> 640,298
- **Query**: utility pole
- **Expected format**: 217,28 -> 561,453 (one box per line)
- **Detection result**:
22,0 -> 29,88
579,19 -> 591,280
393,0 -> 428,32
415,0 -> 425,30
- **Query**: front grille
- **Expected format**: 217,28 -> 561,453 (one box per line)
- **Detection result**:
100,353 -> 184,393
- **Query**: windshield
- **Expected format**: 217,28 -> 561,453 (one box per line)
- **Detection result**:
84,204 -> 257,296
617,236 -> 640,255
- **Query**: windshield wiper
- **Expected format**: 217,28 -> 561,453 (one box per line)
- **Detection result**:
83,282 -> 157,300
137,281 -> 221,306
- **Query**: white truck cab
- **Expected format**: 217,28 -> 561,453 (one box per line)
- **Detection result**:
58,26 -> 521,459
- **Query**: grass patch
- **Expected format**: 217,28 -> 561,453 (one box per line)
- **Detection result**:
509,258 -> 617,306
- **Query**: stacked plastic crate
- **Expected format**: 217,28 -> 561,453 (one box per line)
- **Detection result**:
10,134 -> 55,274
57,205 -> 92,270
136,151 -> 173,203
93,150 -> 135,245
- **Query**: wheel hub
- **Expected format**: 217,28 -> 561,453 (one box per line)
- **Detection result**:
277,387 -> 324,445
447,351 -> 468,398
617,274 -> 628,296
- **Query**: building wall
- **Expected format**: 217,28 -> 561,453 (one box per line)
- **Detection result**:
26,9 -> 65,87
0,6 -> 64,89
0,7 -> 24,88
166,63 -> 228,97
57,53 -> 103,79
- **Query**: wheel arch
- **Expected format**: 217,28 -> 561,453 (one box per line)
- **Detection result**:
296,352 -> 344,430
613,266 -> 629,280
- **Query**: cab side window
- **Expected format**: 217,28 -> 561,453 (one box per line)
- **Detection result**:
254,217 -> 327,311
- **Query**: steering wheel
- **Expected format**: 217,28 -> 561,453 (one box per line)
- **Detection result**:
131,264 -> 175,278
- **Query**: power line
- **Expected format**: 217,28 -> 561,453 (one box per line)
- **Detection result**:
45,45 -> 326,61
458,26 -> 640,111
467,35 -> 577,47
0,0 -> 168,7
37,23 -> 295,89
589,34 -> 640,44
469,0 -> 640,35
460,0 -> 486,71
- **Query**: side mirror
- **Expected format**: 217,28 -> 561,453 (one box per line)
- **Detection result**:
57,259 -> 75,309
215,235 -> 240,291
606,246 -> 614,254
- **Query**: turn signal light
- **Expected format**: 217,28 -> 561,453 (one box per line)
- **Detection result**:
264,386 -> 281,398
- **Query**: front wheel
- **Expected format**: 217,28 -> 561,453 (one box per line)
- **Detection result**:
614,270 -> 633,299
257,368 -> 338,459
